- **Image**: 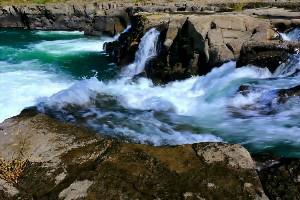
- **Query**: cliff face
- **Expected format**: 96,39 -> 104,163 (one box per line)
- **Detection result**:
0,3 -> 129,36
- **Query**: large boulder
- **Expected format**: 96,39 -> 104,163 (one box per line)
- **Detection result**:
237,41 -> 300,72
0,108 -> 267,199
105,12 -> 275,84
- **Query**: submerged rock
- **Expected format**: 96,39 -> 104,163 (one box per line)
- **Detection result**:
277,85 -> 300,103
0,109 -> 267,199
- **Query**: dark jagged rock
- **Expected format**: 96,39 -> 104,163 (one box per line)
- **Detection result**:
0,109 -> 267,199
254,155 -> 300,200
237,41 -> 300,72
104,14 -> 148,65
277,85 -> 300,103
238,84 -> 252,96
145,18 -> 208,83
106,12 -> 276,84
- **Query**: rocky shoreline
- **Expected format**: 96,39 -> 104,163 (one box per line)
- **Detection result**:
1,1 -> 300,199
0,109 -> 300,199
0,109 -> 267,199
105,7 -> 300,83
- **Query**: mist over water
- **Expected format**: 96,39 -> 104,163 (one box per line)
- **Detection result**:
2,28 -> 300,157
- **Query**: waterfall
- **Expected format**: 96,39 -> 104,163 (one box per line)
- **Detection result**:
121,28 -> 160,77
113,25 -> 132,41
275,28 -> 300,76
273,54 -> 300,77
280,28 -> 300,41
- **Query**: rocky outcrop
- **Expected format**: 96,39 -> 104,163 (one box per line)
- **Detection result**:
237,41 -> 300,72
0,108 -> 267,199
243,7 -> 300,31
0,3 -> 129,36
255,155 -> 300,200
1,3 -> 300,83
105,12 -> 276,83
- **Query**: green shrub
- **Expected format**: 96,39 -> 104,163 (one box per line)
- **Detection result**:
232,3 -> 245,12
32,0 -> 48,4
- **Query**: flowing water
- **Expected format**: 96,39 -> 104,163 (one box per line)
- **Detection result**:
2,28 -> 300,157
280,28 -> 300,41
0,29 -> 117,122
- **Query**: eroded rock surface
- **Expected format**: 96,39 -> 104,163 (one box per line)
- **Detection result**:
105,12 -> 278,83
0,3 -> 129,36
0,109 -> 267,199
237,41 -> 300,72
255,155 -> 300,200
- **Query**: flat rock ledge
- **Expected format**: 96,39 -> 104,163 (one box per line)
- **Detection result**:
0,109 -> 267,199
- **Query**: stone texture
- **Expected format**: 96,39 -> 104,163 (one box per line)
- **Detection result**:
0,108 -> 267,199
0,3 -> 129,36
59,180 -> 93,200
105,12 -> 275,84
237,41 -> 300,72
255,155 -> 300,200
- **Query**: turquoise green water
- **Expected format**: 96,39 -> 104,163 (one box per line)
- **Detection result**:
2,28 -> 300,157
0,29 -> 116,122
0,29 -> 116,79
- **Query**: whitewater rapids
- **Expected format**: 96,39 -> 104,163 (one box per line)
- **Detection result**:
2,28 -> 300,156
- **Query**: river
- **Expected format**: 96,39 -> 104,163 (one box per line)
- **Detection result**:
1,28 -> 300,157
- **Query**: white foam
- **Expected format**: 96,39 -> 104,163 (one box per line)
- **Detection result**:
28,38 -> 109,55
0,61 -> 73,122
273,54 -> 300,77
40,61 -> 275,145
34,30 -> 84,36
44,61 -> 272,115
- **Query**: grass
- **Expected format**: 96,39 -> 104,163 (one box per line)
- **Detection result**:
0,158 -> 28,184
32,0 -> 48,4
0,0 -> 69,5
232,3 -> 245,11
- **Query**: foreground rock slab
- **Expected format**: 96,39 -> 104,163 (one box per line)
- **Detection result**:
0,109 -> 267,199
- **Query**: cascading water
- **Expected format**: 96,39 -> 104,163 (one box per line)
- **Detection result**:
112,25 -> 132,41
121,28 -> 160,77
273,54 -> 300,77
280,27 -> 300,41
3,28 -> 300,157
274,28 -> 300,77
